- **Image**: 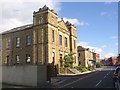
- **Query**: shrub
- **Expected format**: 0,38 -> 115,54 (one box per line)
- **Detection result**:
96,62 -> 102,68
87,65 -> 94,71
81,67 -> 87,72
63,52 -> 74,68
75,65 -> 84,71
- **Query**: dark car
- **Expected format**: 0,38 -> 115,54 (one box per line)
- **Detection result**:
113,66 -> 120,90
115,64 -> 120,67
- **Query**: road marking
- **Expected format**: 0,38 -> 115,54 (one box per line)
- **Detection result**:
104,76 -> 106,78
58,71 -> 99,88
95,80 -> 102,87
106,72 -> 110,76
53,79 -> 67,86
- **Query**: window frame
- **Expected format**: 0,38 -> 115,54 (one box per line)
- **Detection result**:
16,55 -> 20,64
52,30 -> 54,42
16,37 -> 20,47
65,37 -> 67,47
59,35 -> 62,46
26,35 -> 31,45
74,40 -> 76,49
26,54 -> 31,63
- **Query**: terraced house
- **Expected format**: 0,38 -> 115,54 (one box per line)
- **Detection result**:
0,5 -> 78,69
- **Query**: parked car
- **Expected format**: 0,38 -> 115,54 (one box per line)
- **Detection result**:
115,64 -> 120,67
113,66 -> 120,90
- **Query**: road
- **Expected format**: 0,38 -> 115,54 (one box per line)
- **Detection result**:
46,66 -> 116,89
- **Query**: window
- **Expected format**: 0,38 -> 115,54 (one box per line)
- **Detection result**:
65,37 -> 67,47
60,54 -> 63,67
6,56 -> 9,65
26,54 -> 31,63
16,55 -> 20,64
27,35 -> 31,45
16,37 -> 20,47
8,39 -> 11,48
38,16 -> 43,24
52,30 -> 54,42
6,38 -> 11,49
52,52 -> 55,64
59,35 -> 62,45
74,40 -> 76,49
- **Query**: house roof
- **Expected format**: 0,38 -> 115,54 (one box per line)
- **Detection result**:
2,24 -> 33,34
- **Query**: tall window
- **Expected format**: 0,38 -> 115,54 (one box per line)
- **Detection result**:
26,54 -> 31,63
59,35 -> 62,45
27,35 -> 31,45
52,52 -> 55,64
60,54 -> 63,67
6,56 -> 9,65
52,30 -> 54,42
38,16 -> 43,24
16,37 -> 20,47
65,37 -> 67,47
8,39 -> 11,48
74,40 -> 76,49
6,38 -> 11,49
16,55 -> 20,64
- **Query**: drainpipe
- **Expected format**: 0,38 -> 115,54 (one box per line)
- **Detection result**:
37,29 -> 38,65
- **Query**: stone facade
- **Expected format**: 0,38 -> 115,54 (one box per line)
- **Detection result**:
1,5 -> 78,68
77,46 -> 95,67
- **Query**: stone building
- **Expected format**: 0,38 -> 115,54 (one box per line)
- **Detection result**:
0,5 -> 78,69
77,46 -> 95,67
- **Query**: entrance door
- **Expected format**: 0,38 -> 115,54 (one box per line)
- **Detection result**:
60,54 -> 63,67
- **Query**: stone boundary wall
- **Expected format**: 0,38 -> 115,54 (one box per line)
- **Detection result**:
2,65 -> 47,87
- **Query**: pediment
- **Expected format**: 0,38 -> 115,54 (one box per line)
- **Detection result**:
58,20 -> 69,31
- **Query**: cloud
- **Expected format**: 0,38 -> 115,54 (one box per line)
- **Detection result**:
77,41 -> 102,54
111,36 -> 118,39
100,12 -> 107,16
104,2 -> 112,5
101,45 -> 107,48
61,17 -> 89,26
104,53 -> 115,58
77,41 -> 89,46
0,0 -> 61,33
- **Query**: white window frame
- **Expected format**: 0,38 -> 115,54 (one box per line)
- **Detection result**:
26,54 -> 31,63
16,37 -> 20,47
16,55 -> 20,64
27,35 -> 31,45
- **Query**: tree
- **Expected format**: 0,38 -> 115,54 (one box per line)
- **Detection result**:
63,52 -> 74,68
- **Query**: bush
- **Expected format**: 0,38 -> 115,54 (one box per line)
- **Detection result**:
87,66 -> 94,71
63,52 -> 74,68
81,67 -> 87,72
96,62 -> 102,68
75,65 -> 84,71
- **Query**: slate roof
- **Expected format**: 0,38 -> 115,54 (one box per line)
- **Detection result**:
2,24 -> 33,34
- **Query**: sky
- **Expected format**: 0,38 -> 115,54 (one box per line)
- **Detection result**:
0,0 -> 118,59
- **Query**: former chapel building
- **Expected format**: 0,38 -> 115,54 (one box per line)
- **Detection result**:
0,5 -> 78,68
